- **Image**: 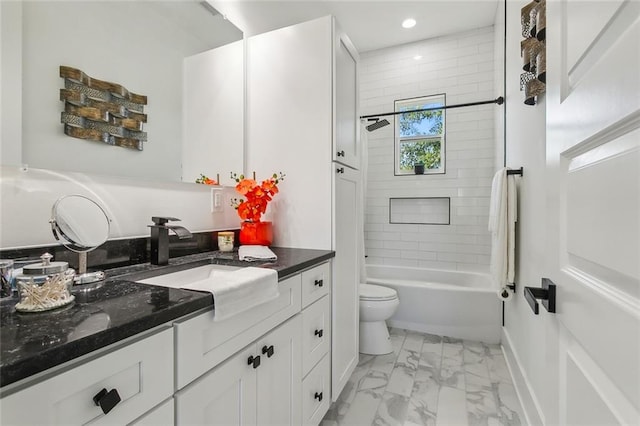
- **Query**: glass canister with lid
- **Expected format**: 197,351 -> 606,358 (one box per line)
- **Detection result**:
15,253 -> 75,312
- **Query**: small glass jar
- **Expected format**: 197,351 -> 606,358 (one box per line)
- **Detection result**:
0,259 -> 14,299
15,253 -> 75,312
218,231 -> 235,252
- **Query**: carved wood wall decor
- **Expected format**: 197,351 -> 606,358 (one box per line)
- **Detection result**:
520,0 -> 546,105
59,66 -> 148,150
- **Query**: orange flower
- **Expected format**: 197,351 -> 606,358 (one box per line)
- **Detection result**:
195,173 -> 218,185
231,172 -> 285,222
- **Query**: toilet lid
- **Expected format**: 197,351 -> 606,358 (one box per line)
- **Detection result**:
359,283 -> 398,301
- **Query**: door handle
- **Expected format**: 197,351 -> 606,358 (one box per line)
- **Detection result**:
524,278 -> 556,315
314,329 -> 323,338
248,355 -> 261,368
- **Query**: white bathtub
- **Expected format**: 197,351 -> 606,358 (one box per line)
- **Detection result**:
366,265 -> 502,343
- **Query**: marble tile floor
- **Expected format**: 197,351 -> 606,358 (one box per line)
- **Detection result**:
321,328 -> 525,426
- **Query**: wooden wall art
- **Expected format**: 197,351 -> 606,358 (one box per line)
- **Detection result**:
59,66 -> 148,150
520,0 -> 546,105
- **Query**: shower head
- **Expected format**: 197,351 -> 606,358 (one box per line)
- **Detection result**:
366,118 -> 390,132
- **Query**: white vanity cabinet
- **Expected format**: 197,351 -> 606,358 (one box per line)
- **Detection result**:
0,327 -> 174,426
0,259 -> 333,426
175,316 -> 301,426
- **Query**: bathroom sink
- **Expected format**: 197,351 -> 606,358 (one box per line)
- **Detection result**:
136,264 -> 241,289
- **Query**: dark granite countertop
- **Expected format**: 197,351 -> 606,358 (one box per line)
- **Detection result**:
0,247 -> 334,388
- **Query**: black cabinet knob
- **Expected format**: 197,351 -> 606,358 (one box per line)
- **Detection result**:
314,329 -> 324,338
336,167 -> 344,174
248,355 -> 261,369
93,388 -> 121,415
314,279 -> 323,287
314,391 -> 323,401
337,150 -> 345,157
262,345 -> 275,358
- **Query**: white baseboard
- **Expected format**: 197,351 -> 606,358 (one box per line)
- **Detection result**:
501,327 -> 544,426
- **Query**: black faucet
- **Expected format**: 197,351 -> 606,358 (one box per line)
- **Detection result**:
148,217 -> 193,266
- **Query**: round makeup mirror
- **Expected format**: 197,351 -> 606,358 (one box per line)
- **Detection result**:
50,195 -> 110,285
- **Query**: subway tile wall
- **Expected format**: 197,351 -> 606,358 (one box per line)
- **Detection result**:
361,26 -> 497,272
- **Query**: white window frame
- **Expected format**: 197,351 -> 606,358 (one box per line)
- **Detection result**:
394,94 -> 446,175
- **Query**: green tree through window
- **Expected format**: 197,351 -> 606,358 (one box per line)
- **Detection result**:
394,94 -> 445,175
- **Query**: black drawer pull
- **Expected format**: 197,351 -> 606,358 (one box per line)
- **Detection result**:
314,279 -> 323,287
248,355 -> 261,368
524,278 -> 556,315
262,345 -> 275,358
93,388 -> 121,415
337,150 -> 345,157
314,329 -> 324,338
314,392 -> 323,401
336,167 -> 344,174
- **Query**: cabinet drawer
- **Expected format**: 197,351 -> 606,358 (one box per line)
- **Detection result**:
301,262 -> 330,308
129,398 -> 173,426
0,328 -> 173,426
174,274 -> 301,389
302,295 -> 330,376
301,354 -> 330,426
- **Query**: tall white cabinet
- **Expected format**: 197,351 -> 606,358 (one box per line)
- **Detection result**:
247,16 -> 361,403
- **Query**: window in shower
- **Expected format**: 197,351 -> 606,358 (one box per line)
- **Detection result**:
394,94 -> 445,175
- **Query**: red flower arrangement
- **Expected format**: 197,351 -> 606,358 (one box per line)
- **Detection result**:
231,172 -> 285,222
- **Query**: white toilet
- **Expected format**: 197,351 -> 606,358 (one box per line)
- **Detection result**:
359,283 -> 400,355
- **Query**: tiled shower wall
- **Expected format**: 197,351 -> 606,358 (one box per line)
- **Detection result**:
360,26 -> 497,272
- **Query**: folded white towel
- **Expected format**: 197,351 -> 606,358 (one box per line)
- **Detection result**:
239,245 -> 278,262
181,267 -> 279,321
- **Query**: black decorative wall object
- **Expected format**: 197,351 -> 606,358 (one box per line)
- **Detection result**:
520,0 -> 546,105
59,66 -> 148,150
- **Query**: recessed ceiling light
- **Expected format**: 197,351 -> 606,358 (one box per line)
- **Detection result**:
402,18 -> 417,29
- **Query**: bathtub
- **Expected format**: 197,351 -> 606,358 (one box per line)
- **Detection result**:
366,265 -> 502,343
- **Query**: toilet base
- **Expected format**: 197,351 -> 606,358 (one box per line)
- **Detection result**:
359,320 -> 393,355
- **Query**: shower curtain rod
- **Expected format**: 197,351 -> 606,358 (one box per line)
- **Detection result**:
359,96 -> 504,120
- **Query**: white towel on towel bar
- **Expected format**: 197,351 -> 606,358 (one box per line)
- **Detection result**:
181,267 -> 279,321
489,168 -> 518,297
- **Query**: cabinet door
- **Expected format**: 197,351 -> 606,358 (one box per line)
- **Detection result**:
256,316 -> 302,426
334,26 -> 360,170
332,165 -> 360,400
175,345 -> 257,426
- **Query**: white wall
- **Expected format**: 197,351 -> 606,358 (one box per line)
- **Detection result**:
0,166 -> 240,250
245,17 -> 333,250
500,0 -> 547,424
360,26 -> 497,272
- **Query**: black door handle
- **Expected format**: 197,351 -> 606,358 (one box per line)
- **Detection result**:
262,345 -> 275,358
248,355 -> 261,368
314,329 -> 323,338
314,279 -> 323,287
314,391 -> 323,401
93,388 -> 121,415
524,278 -> 556,315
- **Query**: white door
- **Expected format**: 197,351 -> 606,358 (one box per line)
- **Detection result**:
332,165 -> 361,400
256,316 -> 302,426
175,345 -> 257,425
546,1 -> 639,424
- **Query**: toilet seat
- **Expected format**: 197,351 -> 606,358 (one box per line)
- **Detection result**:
359,283 -> 397,301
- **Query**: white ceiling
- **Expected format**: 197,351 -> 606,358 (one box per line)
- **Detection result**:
210,0 -> 500,52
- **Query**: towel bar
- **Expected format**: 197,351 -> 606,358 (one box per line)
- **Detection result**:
507,167 -> 523,176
